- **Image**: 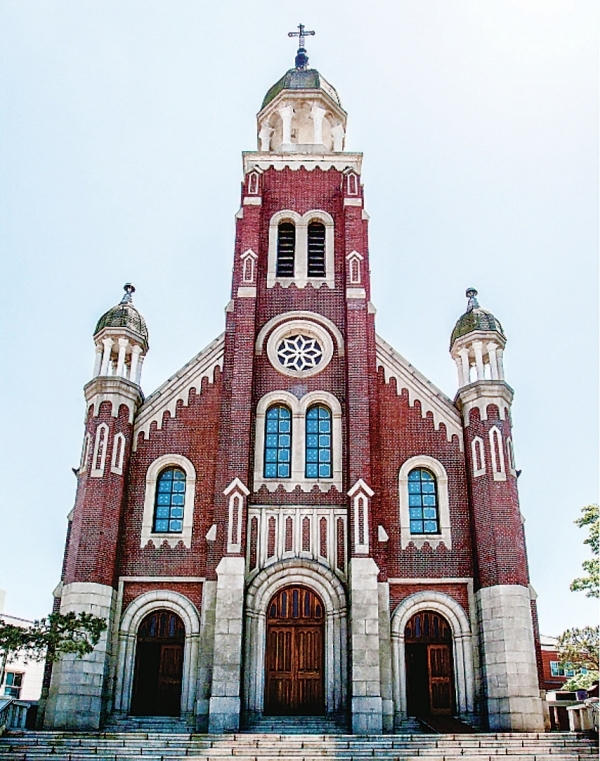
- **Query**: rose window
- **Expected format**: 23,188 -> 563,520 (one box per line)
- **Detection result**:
276,335 -> 323,372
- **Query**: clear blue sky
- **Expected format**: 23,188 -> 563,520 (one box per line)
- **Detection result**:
0,0 -> 597,635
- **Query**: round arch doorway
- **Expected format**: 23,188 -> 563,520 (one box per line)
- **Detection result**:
130,609 -> 185,716
405,610 -> 455,716
264,586 -> 325,716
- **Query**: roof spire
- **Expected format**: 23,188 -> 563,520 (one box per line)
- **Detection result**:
120,283 -> 136,304
288,23 -> 315,69
465,288 -> 480,312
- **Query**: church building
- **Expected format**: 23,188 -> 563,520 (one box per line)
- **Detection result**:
43,32 -> 545,735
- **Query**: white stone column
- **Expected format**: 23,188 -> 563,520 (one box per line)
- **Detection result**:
378,582 -> 394,732
475,585 -> 544,731
473,341 -> 485,380
135,354 -> 145,385
116,338 -> 129,377
459,348 -> 470,387
496,347 -> 505,380
93,346 -> 103,377
130,345 -> 142,384
331,124 -> 345,152
310,105 -> 326,144
100,338 -> 114,376
43,582 -> 116,730
278,105 -> 294,145
349,557 -> 383,734
487,342 -> 499,380
208,556 -> 245,733
195,580 -> 217,731
258,124 -> 273,152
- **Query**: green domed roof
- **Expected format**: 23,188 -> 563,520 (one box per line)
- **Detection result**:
450,289 -> 505,347
94,284 -> 148,350
261,67 -> 342,111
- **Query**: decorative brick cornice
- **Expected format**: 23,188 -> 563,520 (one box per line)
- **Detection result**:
243,151 -> 363,175
84,376 -> 143,423
133,334 -> 224,450
455,380 -> 514,424
376,335 -> 464,450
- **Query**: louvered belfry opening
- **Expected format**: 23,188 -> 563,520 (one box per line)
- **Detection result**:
307,222 -> 326,277
276,222 -> 296,276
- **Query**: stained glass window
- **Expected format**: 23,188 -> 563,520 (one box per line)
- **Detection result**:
153,467 -> 186,533
408,468 -> 439,534
264,405 -> 292,478
305,405 -> 332,478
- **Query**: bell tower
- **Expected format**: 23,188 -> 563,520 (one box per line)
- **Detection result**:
451,289 -> 544,731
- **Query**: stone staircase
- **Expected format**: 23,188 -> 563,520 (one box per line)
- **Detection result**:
243,714 -> 348,734
103,716 -> 195,733
0,730 -> 597,760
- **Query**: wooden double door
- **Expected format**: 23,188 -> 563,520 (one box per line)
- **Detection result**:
131,610 -> 185,717
265,586 -> 325,715
405,611 -> 454,716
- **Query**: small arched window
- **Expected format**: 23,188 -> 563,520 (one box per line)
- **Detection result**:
307,222 -> 326,277
264,405 -> 292,478
153,467 -> 186,533
408,468 -> 439,534
276,222 -> 295,277
305,405 -> 332,478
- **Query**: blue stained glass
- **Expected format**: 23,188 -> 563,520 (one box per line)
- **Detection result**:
407,468 -> 439,535
264,405 -> 292,479
153,467 -> 186,534
305,405 -> 332,479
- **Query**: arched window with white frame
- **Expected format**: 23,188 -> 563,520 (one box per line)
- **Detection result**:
111,431 -> 126,475
141,454 -> 196,548
399,456 -> 452,550
276,222 -> 295,277
91,423 -> 109,478
489,426 -> 506,481
471,436 -> 486,477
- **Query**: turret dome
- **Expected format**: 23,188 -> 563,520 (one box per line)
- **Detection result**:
450,289 -> 505,349
94,284 -> 149,351
261,68 -> 342,111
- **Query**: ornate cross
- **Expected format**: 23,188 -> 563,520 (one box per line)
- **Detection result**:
288,23 -> 315,49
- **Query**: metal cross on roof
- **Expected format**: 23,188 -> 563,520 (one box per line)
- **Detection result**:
288,23 -> 315,50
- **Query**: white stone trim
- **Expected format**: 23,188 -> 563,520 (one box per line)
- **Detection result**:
111,432 -> 126,475
398,455 -> 452,550
343,197 -> 362,206
346,250 -> 363,284
455,380 -> 513,425
140,454 -> 196,549
376,335 -> 464,450
390,590 -> 475,722
266,318 -> 334,378
240,249 -> 257,283
253,390 -> 342,493
243,152 -> 363,175
90,423 -> 109,478
236,286 -> 256,298
256,311 -> 344,357
113,590 -> 200,716
243,196 -> 261,205
348,479 -> 374,554
133,334 -> 223,450
267,209 -> 335,289
224,478 -> 249,554
244,559 -> 348,715
506,436 -> 516,476
79,433 -> 91,474
346,287 -> 366,299
471,436 -> 486,477
489,425 -> 506,481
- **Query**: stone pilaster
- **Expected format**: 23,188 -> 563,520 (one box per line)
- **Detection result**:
349,557 -> 383,734
208,557 -> 245,733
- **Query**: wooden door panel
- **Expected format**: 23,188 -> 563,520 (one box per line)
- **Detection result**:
428,644 -> 452,715
157,644 -> 183,716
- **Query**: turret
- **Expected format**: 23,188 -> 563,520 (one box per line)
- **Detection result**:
451,289 -> 544,732
44,285 -> 148,730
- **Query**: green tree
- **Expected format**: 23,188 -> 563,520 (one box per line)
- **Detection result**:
0,611 -> 107,663
570,503 -> 599,599
557,626 -> 599,691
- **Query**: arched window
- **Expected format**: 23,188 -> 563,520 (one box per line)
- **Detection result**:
153,467 -> 186,533
307,221 -> 326,277
305,404 -> 332,478
264,405 -> 292,478
408,468 -> 439,534
276,222 -> 295,277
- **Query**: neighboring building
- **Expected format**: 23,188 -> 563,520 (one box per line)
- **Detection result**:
0,593 -> 44,702
42,34 -> 545,735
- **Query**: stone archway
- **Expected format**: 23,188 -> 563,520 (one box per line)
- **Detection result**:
244,560 -> 347,717
390,591 -> 475,724
113,591 -> 200,718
